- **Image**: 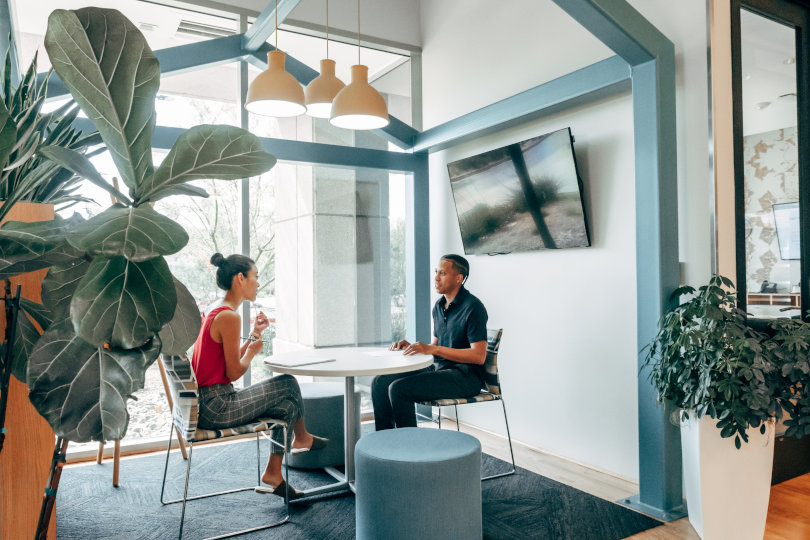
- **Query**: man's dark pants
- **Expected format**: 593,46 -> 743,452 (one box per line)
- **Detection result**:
371,364 -> 483,430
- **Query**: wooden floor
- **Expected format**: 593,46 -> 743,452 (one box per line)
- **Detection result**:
456,421 -> 810,540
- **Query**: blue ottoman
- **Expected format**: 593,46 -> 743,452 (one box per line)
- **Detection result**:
355,427 -> 482,540
285,382 -> 360,469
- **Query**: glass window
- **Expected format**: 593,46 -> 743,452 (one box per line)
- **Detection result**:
12,0 -> 238,74
267,161 -> 406,415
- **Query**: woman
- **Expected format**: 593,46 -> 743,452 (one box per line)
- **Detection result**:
192,252 -> 326,499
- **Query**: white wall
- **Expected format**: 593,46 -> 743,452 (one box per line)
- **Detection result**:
419,0 -> 710,480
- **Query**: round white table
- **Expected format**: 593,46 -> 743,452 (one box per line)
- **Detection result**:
263,346 -> 433,498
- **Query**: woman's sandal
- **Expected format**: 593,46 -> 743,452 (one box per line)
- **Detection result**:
267,479 -> 301,501
289,435 -> 329,455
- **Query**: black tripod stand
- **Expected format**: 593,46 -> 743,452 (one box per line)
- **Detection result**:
0,283 -> 22,454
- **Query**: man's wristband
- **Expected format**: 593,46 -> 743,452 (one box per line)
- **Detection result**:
249,331 -> 260,340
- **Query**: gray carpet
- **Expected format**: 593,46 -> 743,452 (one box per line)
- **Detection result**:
57,439 -> 661,539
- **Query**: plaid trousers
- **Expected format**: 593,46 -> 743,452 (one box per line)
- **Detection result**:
197,374 -> 303,455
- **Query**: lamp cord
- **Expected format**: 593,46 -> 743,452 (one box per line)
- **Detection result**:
275,0 -> 278,49
357,0 -> 360,65
326,0 -> 329,59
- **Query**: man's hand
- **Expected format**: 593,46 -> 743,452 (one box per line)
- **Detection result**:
389,339 -> 410,351
402,341 -> 432,356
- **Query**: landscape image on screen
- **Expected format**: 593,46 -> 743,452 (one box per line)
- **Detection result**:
447,127 -> 590,255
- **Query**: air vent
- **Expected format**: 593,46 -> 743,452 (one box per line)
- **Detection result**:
176,20 -> 235,39
139,22 -> 159,32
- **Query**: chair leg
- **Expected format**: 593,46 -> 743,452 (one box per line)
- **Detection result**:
178,442 -> 194,540
481,398 -> 516,481
160,423 -> 175,504
112,440 -> 120,487
175,427 -> 188,460
96,442 -> 104,464
453,404 -> 460,431
437,406 -> 442,430
255,433 -> 262,486
163,425 -> 291,540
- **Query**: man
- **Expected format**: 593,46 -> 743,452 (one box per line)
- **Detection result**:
372,254 -> 488,430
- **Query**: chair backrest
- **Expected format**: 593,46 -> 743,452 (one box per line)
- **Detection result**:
161,354 -> 200,442
482,328 -> 504,396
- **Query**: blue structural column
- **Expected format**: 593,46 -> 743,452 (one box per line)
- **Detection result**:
552,0 -> 684,520
407,152 -> 431,344
625,58 -> 684,520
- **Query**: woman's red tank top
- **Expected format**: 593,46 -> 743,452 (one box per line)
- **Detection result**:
192,305 -> 234,387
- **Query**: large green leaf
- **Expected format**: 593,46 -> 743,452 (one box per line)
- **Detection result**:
143,183 -> 210,203
38,145 -> 133,205
70,255 -> 176,348
136,125 -> 276,202
0,215 -> 84,279
0,99 -> 17,169
11,305 -> 48,382
26,318 -> 161,442
41,256 -> 91,320
44,7 -> 159,191
68,204 -> 188,262
158,278 -> 201,355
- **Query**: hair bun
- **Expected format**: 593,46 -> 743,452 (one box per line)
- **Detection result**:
210,253 -> 225,267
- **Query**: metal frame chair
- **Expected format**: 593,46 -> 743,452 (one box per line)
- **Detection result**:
159,354 -> 291,540
419,328 -> 516,481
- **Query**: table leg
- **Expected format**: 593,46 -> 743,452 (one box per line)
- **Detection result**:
284,375 -> 359,500
344,375 -> 358,484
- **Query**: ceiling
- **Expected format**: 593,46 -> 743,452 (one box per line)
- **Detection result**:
740,9 -> 797,136
11,0 -> 412,103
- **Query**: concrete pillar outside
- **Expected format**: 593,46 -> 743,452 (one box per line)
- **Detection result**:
274,118 -> 391,353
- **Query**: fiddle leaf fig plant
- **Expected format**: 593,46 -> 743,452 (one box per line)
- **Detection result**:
0,6 -> 276,443
644,274 -> 810,449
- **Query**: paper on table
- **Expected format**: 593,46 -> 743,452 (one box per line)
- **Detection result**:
265,357 -> 336,368
364,349 -> 406,357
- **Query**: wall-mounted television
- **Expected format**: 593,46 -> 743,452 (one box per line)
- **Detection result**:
773,201 -> 800,260
446,127 -> 590,255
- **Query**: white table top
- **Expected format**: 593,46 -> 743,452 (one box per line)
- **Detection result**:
264,346 -> 433,377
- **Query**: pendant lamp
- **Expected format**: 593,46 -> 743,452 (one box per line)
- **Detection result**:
245,0 -> 306,117
304,0 -> 345,118
329,0 -> 389,129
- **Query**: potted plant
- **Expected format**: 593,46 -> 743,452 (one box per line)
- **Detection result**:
643,274 -> 810,540
0,49 -> 102,539
0,6 -> 277,536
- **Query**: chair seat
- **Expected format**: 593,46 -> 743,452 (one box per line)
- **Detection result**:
190,418 -> 287,443
424,391 -> 499,407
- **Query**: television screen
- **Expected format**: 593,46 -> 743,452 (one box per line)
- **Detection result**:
446,127 -> 590,255
773,202 -> 800,260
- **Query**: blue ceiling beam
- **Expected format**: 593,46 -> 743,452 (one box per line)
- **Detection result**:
242,0 -> 303,52
41,33 -> 249,99
554,0 -> 670,66
72,118 -> 417,174
411,55 -> 630,153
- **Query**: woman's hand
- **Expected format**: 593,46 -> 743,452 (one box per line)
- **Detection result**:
252,311 -> 270,335
247,338 -> 264,355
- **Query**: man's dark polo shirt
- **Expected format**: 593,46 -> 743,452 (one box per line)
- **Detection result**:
432,286 -> 488,382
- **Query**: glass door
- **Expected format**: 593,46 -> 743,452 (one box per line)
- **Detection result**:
732,0 -> 810,321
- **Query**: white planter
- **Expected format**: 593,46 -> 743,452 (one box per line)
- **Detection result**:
680,414 -> 775,540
